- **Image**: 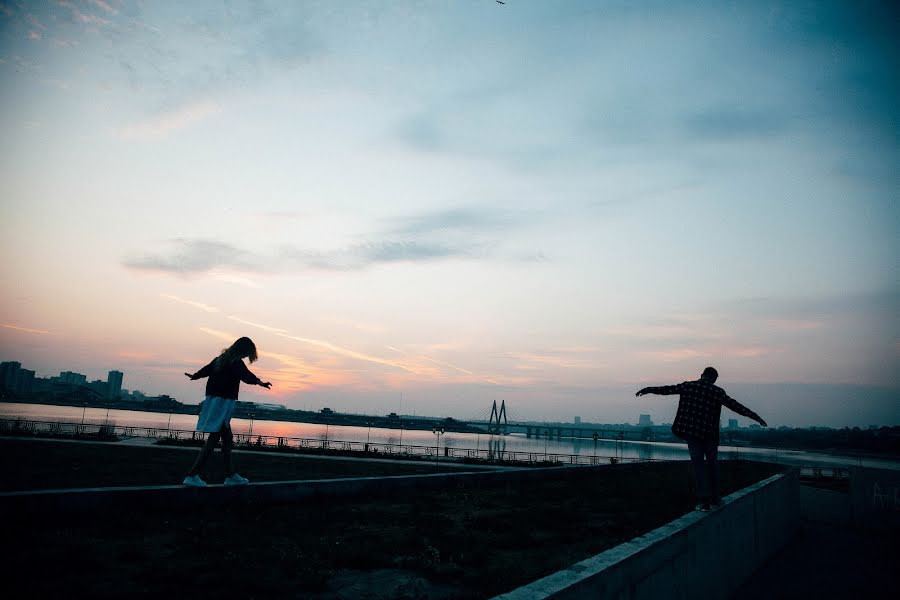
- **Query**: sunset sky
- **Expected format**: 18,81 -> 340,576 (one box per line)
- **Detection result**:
1,1 -> 897,427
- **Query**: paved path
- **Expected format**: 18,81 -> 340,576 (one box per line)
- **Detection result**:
731,485 -> 899,599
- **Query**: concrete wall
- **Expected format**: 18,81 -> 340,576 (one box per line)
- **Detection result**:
0,461 -> 619,516
494,470 -> 799,600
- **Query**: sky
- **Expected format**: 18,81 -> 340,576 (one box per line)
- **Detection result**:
1,1 -> 897,428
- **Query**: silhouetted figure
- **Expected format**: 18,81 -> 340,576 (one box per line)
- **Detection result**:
182,336 -> 272,487
636,367 -> 767,511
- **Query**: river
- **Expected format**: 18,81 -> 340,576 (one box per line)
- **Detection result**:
2,402 -> 897,471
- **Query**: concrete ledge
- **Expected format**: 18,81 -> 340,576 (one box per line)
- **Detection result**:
493,470 -> 799,600
0,462 -> 614,516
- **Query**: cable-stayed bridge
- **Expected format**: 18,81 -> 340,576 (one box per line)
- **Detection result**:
464,400 -> 642,441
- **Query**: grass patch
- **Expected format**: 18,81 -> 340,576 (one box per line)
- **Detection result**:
0,438 -> 454,491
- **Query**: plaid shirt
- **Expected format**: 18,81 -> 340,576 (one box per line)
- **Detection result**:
652,379 -> 760,442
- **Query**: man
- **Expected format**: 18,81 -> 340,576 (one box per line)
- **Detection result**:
636,367 -> 767,511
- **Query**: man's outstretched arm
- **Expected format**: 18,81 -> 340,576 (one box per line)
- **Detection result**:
722,395 -> 767,427
636,384 -> 683,397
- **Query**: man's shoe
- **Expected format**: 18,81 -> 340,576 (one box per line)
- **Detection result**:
224,473 -> 250,486
183,474 -> 207,487
695,503 -> 711,512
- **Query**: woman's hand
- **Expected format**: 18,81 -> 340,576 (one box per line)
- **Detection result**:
259,381 -> 273,389
184,372 -> 196,380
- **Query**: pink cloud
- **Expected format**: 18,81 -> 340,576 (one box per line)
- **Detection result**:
640,348 -> 708,362
729,345 -> 782,358
115,101 -> 222,140
88,0 -> 118,15
58,0 -> 111,27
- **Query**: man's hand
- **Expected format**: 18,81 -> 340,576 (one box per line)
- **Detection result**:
259,381 -> 273,389
757,417 -> 768,428
635,388 -> 651,397
184,372 -> 196,380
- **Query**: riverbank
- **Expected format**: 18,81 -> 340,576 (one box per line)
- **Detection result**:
2,438 -> 780,598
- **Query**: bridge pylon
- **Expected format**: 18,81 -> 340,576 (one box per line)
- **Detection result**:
488,399 -> 508,435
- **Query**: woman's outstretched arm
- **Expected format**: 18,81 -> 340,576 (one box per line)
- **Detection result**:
237,361 -> 273,388
185,360 -> 214,381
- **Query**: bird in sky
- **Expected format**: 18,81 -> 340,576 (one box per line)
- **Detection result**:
497,1 -> 505,4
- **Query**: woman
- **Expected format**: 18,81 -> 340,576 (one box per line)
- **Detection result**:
182,336 -> 272,487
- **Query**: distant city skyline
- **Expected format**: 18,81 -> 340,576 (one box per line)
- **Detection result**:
1,355 -> 896,430
1,2 -> 897,428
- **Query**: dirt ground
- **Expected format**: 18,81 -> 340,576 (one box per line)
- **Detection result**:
2,438 -> 782,599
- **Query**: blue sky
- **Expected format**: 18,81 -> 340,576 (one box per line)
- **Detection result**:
1,1 -> 897,426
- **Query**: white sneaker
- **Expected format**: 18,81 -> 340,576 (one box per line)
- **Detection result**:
183,474 -> 207,487
224,473 -> 250,486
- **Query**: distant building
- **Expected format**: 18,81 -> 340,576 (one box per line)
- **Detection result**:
107,370 -> 123,398
87,379 -> 108,397
0,361 -> 21,391
58,371 -> 87,386
728,419 -> 738,430
574,416 -> 581,424
638,414 -> 653,427
15,369 -> 35,393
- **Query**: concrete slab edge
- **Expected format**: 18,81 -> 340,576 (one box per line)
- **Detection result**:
492,470 -> 799,600
0,461 -> 616,516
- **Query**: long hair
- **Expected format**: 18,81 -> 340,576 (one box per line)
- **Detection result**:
214,337 -> 258,370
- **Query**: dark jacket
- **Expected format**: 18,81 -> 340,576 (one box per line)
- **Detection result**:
190,357 -> 261,400
651,379 -> 760,442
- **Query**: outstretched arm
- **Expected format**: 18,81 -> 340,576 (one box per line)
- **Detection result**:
238,361 -> 273,389
722,395 -> 767,427
184,360 -> 214,381
636,384 -> 683,397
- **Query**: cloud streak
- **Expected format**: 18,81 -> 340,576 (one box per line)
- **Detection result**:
124,239 -> 262,275
115,101 -> 221,140
160,294 -> 219,313
1,323 -> 53,335
125,237 -> 483,276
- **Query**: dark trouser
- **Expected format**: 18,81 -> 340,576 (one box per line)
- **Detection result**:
686,437 -> 719,503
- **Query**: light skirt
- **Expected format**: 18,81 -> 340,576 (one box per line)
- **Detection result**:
196,395 -> 236,433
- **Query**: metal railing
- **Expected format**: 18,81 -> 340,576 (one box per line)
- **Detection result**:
799,465 -> 850,480
0,417 -> 655,467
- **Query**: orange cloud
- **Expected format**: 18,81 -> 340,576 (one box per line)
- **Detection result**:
227,316 -> 287,334
161,294 -> 219,313
1,323 -> 53,335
